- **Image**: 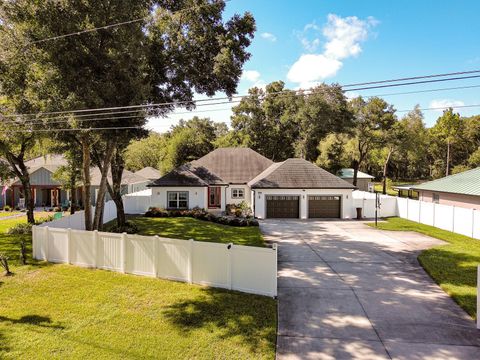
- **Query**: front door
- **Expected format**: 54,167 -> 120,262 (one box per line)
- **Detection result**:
208,187 -> 221,208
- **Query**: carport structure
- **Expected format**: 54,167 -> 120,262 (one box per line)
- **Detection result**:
261,220 -> 480,359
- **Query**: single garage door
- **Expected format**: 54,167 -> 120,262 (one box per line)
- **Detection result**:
308,196 -> 341,218
266,195 -> 299,218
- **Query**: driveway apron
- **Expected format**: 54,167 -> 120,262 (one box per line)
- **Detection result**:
261,220 -> 480,360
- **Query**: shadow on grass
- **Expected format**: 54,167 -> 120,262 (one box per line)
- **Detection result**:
0,315 -> 65,330
0,315 -> 64,356
164,287 -> 276,353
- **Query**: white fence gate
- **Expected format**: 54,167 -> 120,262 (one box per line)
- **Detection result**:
32,226 -> 277,297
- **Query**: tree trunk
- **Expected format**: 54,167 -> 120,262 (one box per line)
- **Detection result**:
3,151 -> 35,224
446,139 -> 451,176
19,176 -> 35,224
92,141 -> 115,230
82,138 -> 92,231
108,149 -> 126,229
382,148 -> 393,195
70,174 -> 76,215
352,159 -> 359,187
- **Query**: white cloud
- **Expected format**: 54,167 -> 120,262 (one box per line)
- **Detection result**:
429,99 -> 465,112
323,14 -> 377,60
287,54 -> 342,88
260,32 -> 277,42
288,14 -> 378,87
241,70 -> 261,82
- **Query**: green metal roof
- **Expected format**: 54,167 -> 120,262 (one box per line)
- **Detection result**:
412,167 -> 480,196
337,168 -> 374,179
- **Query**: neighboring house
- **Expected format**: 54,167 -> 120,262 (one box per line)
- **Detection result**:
412,167 -> 480,209
149,148 -> 356,219
135,167 -> 161,181
3,154 -> 71,208
89,168 -> 151,204
1,154 -> 150,208
337,168 -> 375,192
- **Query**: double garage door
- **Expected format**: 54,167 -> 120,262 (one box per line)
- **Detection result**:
265,195 -> 341,218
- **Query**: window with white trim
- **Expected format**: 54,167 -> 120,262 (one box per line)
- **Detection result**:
231,188 -> 244,199
167,191 -> 188,209
432,193 -> 440,204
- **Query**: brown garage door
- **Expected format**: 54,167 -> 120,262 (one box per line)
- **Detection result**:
266,195 -> 299,218
308,196 -> 341,218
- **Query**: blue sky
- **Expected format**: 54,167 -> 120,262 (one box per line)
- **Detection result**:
148,0 -> 480,132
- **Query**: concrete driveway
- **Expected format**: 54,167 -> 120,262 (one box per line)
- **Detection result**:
260,220 -> 480,360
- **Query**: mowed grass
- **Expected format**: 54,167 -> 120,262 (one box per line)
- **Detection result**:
0,265 -> 276,360
0,215 -> 276,359
129,216 -> 266,247
367,217 -> 480,319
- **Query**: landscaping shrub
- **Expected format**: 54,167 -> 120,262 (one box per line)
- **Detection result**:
7,223 -> 33,235
3,205 -> 11,212
0,253 -> 12,276
54,206 -> 62,212
107,221 -> 139,234
144,207 -> 258,227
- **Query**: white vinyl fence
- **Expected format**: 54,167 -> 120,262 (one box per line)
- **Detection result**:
354,191 -> 480,240
397,197 -> 480,239
38,191 -> 153,230
352,191 -> 398,218
32,225 -> 277,297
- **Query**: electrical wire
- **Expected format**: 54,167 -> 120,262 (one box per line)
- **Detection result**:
2,71 -> 480,121
25,0 -> 231,46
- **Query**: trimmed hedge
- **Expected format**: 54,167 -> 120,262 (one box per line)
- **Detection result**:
144,207 -> 259,227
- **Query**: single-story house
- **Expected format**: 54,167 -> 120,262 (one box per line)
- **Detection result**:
412,167 -> 480,209
1,154 -> 151,208
149,148 -> 356,219
337,168 -> 375,192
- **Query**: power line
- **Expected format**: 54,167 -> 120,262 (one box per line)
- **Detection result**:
4,126 -> 143,133
3,71 -> 480,120
344,74 -> 480,91
3,78 -> 480,126
25,0 -> 231,46
28,18 -> 146,45
4,103 -> 480,133
365,83 -> 480,98
341,69 -> 480,87
396,103 -> 480,113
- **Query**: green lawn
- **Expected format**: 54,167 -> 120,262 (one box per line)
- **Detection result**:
127,216 -> 266,247
0,216 -> 276,359
0,211 -> 21,218
367,217 -> 480,319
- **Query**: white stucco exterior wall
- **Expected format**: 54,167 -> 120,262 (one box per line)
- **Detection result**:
253,188 -> 354,219
225,185 -> 251,206
150,187 -> 208,209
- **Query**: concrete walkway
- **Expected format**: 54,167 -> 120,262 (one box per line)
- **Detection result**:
261,220 -> 480,360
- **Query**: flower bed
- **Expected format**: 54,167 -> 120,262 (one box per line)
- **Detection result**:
144,207 -> 259,227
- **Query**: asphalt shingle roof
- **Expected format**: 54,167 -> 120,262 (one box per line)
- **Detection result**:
149,163 -> 226,187
412,167 -> 480,196
192,148 -> 273,184
249,158 -> 356,189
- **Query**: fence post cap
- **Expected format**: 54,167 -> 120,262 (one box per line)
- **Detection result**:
272,243 -> 278,250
